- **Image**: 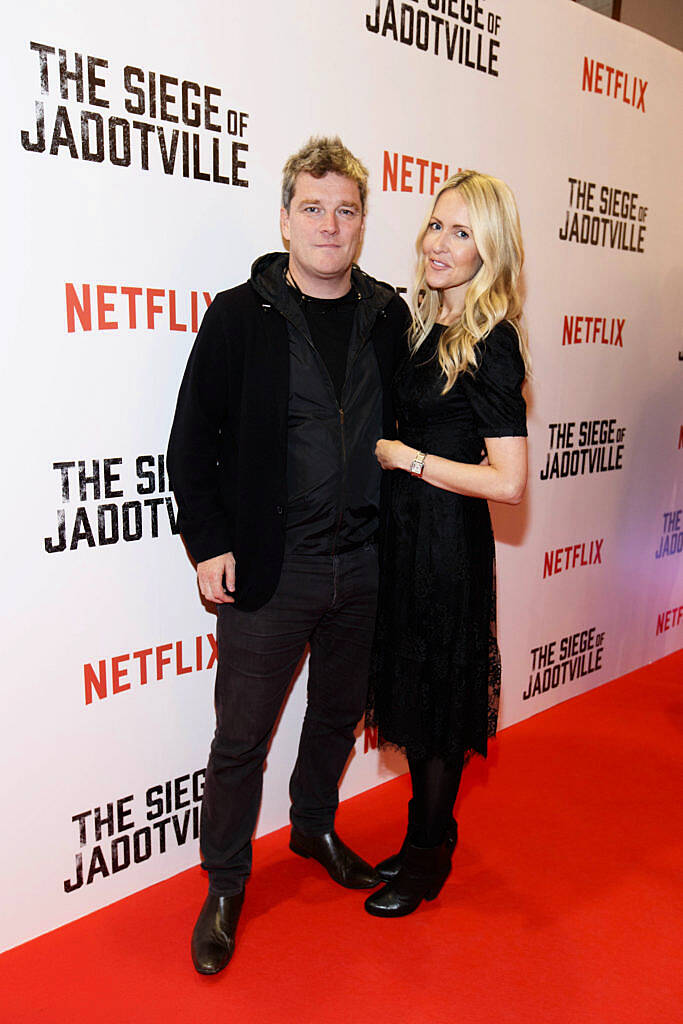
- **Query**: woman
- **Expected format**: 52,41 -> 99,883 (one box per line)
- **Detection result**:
365,171 -> 530,917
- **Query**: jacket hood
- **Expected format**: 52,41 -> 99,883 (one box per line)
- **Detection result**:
249,252 -> 397,317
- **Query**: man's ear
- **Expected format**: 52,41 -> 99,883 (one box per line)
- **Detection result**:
280,206 -> 290,242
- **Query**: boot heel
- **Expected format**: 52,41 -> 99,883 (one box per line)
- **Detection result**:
424,866 -> 450,901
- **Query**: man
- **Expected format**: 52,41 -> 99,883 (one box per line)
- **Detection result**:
168,136 -> 410,975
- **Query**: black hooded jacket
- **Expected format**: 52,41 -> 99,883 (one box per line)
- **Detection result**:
168,252 -> 410,610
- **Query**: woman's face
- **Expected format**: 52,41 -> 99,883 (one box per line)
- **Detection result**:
422,189 -> 483,306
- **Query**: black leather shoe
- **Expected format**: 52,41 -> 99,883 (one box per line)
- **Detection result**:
191,890 -> 244,975
376,818 -> 458,882
364,841 -> 452,917
289,828 -> 380,888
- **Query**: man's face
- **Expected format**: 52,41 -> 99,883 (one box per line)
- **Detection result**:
280,172 -> 365,297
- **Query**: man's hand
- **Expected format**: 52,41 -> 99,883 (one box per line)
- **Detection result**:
197,552 -> 236,604
375,439 -> 414,472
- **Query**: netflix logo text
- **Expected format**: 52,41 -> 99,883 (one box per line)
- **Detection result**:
562,315 -> 624,348
582,57 -> 647,113
382,151 -> 457,195
543,539 -> 603,579
655,605 -> 682,637
66,283 -> 212,333
84,632 -> 217,705
364,724 -> 379,753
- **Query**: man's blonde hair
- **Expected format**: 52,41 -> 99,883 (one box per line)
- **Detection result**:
281,136 -> 369,212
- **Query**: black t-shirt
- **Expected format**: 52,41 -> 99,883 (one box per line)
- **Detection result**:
295,286 -> 359,405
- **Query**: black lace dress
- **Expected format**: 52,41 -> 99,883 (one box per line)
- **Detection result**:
367,321 -> 527,762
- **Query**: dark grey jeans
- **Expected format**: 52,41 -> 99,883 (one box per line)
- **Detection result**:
200,544 -> 378,896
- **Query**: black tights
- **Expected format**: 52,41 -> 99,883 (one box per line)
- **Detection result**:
407,746 -> 465,848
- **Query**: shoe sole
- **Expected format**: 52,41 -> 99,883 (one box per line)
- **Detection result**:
364,898 -> 430,917
193,962 -> 229,975
191,948 -> 234,975
364,885 -> 444,917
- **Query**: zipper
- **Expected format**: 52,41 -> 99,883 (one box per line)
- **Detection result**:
283,310 -> 350,558
331,407 -> 346,558
331,333 -> 368,557
329,305 -> 381,556
274,297 -> 382,558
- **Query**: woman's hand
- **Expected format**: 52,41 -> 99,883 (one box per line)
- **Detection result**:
375,439 -> 415,471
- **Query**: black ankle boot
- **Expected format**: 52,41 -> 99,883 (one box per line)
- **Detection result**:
375,818 -> 458,882
364,841 -> 452,918
191,889 -> 244,974
289,828 -> 380,888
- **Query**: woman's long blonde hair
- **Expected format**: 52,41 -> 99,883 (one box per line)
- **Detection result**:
411,170 -> 530,392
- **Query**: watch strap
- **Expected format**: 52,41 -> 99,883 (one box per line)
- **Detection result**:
410,451 -> 426,477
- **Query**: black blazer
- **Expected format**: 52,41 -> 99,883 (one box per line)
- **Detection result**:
168,259 -> 410,610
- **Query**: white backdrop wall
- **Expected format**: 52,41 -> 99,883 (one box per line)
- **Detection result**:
1,0 -> 681,952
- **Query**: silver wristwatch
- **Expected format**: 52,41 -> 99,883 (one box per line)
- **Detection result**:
410,451 -> 426,477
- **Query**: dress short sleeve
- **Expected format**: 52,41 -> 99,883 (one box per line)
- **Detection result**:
461,321 -> 528,438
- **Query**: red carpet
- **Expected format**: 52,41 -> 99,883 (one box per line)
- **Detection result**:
2,652 -> 681,1024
